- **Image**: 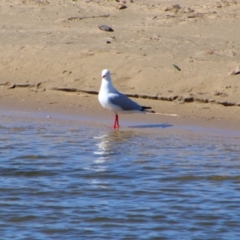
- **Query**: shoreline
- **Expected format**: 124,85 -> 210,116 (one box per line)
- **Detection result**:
1,87 -> 239,136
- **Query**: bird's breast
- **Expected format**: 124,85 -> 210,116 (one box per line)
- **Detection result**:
98,90 -> 109,107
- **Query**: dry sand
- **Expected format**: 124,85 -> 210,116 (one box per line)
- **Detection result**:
0,0 -> 240,130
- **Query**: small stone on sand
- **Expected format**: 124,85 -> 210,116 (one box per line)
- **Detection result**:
99,25 -> 114,32
117,4 -> 127,10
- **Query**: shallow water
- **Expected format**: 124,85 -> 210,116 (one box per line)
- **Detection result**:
0,113 -> 240,239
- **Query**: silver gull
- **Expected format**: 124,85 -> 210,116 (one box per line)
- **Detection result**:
98,69 -> 154,128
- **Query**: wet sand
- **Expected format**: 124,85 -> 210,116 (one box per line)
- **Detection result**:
0,0 -> 240,130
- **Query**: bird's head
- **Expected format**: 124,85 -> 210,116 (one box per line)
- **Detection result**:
102,69 -> 111,79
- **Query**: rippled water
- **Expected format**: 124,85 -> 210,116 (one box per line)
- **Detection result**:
1,113 -> 240,239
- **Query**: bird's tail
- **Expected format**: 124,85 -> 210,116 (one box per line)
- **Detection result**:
141,106 -> 155,113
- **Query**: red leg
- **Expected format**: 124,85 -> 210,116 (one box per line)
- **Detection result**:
113,114 -> 120,128
113,114 -> 117,128
116,114 -> 120,128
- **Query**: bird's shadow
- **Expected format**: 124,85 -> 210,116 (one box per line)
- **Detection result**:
128,123 -> 173,129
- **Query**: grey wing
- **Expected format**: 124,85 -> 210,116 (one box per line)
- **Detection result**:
109,92 -> 142,111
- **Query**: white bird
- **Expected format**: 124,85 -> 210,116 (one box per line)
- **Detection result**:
98,69 -> 155,128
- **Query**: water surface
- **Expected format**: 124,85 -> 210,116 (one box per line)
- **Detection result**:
0,113 -> 240,239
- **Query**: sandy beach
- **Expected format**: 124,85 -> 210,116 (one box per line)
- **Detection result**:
1,0 -> 240,129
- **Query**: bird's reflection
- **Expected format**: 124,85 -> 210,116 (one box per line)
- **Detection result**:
93,130 -> 135,162
88,131 -> 136,189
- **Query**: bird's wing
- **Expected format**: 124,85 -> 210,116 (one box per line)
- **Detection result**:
108,92 -> 142,111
